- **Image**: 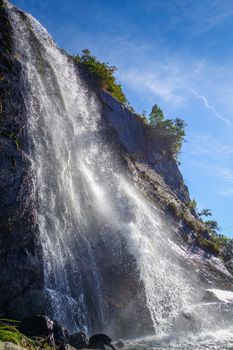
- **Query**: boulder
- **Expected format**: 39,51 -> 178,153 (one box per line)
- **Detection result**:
115,340 -> 124,348
88,334 -> 115,350
19,315 -> 54,344
69,332 -> 88,349
53,320 -> 69,345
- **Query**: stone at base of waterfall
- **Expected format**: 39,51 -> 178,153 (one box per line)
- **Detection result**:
88,334 -> 115,350
114,339 -> 125,349
19,315 -> 70,346
0,342 -> 27,350
53,320 -> 70,344
19,315 -> 54,337
69,332 -> 88,349
115,339 -> 124,348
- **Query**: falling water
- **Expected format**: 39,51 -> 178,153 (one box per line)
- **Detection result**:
7,2 -> 233,347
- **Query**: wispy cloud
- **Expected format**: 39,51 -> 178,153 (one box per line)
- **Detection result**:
187,133 -> 233,159
218,167 -> 233,183
119,68 -> 185,106
187,88 -> 233,128
218,188 -> 233,197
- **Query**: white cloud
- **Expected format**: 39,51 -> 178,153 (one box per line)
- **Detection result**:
218,188 -> 233,197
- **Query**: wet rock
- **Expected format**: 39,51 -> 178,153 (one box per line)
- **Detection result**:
7,289 -> 55,320
115,339 -> 124,348
53,320 -> 70,345
202,289 -> 221,303
19,315 -> 54,344
88,334 -> 115,350
172,310 -> 198,333
69,332 -> 88,349
58,345 -> 77,350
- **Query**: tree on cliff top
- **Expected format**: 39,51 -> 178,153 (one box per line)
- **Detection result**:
148,104 -> 186,158
72,49 -> 128,105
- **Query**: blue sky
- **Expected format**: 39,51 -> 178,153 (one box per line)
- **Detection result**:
12,0 -> 233,237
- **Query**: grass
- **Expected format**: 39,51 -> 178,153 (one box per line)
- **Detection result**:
0,319 -> 37,350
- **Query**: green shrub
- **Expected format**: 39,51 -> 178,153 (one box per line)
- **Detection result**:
72,49 -> 128,105
198,233 -> 230,257
167,201 -> 181,217
188,199 -> 197,210
199,238 -> 221,256
147,104 -> 186,158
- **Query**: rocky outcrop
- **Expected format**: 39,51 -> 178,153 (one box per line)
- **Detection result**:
100,91 -> 189,204
99,91 -> 233,290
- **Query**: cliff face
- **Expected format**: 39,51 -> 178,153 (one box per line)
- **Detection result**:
0,0 -> 233,339
99,91 -> 233,291
0,1 -> 44,315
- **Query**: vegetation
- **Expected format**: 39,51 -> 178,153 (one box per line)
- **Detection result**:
195,207 -> 232,256
147,104 -> 186,158
71,50 -> 187,158
71,49 -> 128,105
0,319 -> 36,350
188,199 -> 197,210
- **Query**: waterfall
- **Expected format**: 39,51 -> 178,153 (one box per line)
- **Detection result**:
8,3 -> 195,337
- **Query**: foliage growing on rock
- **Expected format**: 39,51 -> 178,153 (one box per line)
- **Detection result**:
0,320 -> 36,350
148,104 -> 186,158
71,49 -> 128,105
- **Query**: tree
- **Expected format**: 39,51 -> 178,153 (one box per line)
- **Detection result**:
71,49 -> 128,104
204,220 -> 220,233
149,104 -> 164,127
198,208 -> 212,218
148,104 -> 186,158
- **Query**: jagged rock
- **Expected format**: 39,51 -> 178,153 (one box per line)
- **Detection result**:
19,315 -> 54,344
88,334 -> 115,350
69,332 -> 88,349
53,320 -> 70,345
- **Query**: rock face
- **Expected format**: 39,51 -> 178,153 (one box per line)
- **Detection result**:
100,91 -> 189,204
0,343 -> 27,350
0,1 -> 43,317
0,0 -> 233,340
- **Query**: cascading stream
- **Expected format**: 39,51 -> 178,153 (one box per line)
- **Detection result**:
8,2 -> 199,337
